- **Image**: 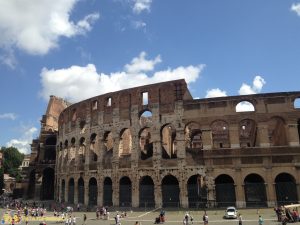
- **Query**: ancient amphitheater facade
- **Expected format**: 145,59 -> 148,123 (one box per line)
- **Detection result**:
55,79 -> 300,208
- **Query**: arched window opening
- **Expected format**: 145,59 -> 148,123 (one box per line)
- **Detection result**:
88,178 -> 97,206
185,122 -> 203,149
294,98 -> 300,109
162,175 -> 180,207
71,137 -> 76,146
68,178 -> 75,204
103,177 -> 113,206
103,132 -> 113,169
239,119 -> 257,147
244,174 -> 267,207
78,137 -> 86,166
215,175 -> 236,207
275,173 -> 298,205
90,133 -> 98,163
211,120 -> 230,148
142,92 -> 149,105
78,178 -> 84,204
139,176 -> 155,207
268,117 -> 287,146
41,168 -> 55,200
139,128 -> 153,160
139,110 -> 153,127
161,124 -> 177,159
119,129 -> 132,157
64,140 -> 68,149
236,101 -> 255,112
92,100 -> 98,110
71,108 -> 77,121
187,175 -> 207,208
119,177 -> 132,207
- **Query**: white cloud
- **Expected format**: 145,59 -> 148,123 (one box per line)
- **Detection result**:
6,127 -> 38,154
0,0 -> 99,55
132,0 -> 152,14
125,51 -> 161,73
205,88 -> 227,98
131,20 -> 147,30
40,51 -> 205,102
291,3 -> 300,16
0,113 -> 17,120
238,75 -> 266,95
0,48 -> 17,69
236,101 -> 255,112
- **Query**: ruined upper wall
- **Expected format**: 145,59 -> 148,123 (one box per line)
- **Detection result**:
42,96 -> 71,132
183,91 -> 300,118
59,79 -> 191,125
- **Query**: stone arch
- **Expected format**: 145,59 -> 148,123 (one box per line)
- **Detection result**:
239,119 -> 257,147
275,173 -> 298,205
119,128 -> 132,156
161,174 -> 180,207
103,177 -> 113,206
64,139 -> 69,149
161,124 -> 177,159
235,100 -> 255,112
268,116 -> 287,146
78,177 -> 84,204
244,173 -> 267,207
90,133 -> 98,163
68,178 -> 75,204
294,97 -> 300,109
211,120 -> 230,148
139,176 -> 155,207
78,137 -> 86,166
88,177 -> 98,206
187,174 -> 207,208
41,167 -> 55,200
215,174 -> 236,207
27,169 -> 35,199
185,122 -> 203,149
139,109 -> 153,127
139,127 -> 153,160
119,176 -> 132,207
61,179 -> 65,202
103,131 -> 113,169
71,137 -> 76,146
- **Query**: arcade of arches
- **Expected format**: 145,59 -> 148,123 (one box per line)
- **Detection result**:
58,172 -> 299,208
52,81 -> 300,208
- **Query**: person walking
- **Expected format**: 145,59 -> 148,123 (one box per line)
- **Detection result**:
203,212 -> 208,225
83,214 -> 87,225
238,214 -> 242,225
258,215 -> 264,225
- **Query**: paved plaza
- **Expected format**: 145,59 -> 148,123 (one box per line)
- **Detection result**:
0,207 -> 285,225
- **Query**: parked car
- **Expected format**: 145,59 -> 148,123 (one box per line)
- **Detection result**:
224,206 -> 238,219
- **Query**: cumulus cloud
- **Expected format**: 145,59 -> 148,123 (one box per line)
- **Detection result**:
0,113 -> 17,120
291,3 -> 300,16
0,0 -> 99,55
205,88 -> 227,98
132,0 -> 152,14
40,51 -> 205,102
238,75 -> 266,95
6,127 -> 38,154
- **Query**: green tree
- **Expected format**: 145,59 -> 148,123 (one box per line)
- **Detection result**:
1,147 -> 24,182
0,167 -> 4,194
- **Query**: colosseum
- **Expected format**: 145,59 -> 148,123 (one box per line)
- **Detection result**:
26,79 -> 300,208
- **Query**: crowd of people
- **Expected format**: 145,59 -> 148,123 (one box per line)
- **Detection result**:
274,206 -> 300,224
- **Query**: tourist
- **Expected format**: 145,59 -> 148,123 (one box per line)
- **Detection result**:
115,213 -> 120,225
258,215 -> 264,225
202,212 -> 208,225
83,214 -> 87,225
134,221 -> 139,225
11,218 -> 15,225
238,214 -> 242,225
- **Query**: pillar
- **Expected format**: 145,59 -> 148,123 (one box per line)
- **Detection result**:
287,122 -> 300,146
74,177 -> 78,204
257,123 -> 270,147
235,171 -> 246,208
229,124 -> 240,148
202,128 -> 212,150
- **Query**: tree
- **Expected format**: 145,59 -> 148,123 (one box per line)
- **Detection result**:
1,147 -> 24,182
0,168 -> 3,194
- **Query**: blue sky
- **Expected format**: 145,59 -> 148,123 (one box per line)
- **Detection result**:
1,0 -> 300,153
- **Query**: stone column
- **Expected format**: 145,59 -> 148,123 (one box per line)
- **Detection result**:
65,178 -> 69,203
112,174 -> 119,207
265,169 -> 276,207
179,171 -> 188,208
154,178 -> 162,208
85,140 -> 90,171
287,122 -> 300,146
84,178 -> 89,206
235,171 -> 246,208
131,175 -> 139,208
229,124 -> 240,148
97,176 -> 103,206
176,128 -> 186,159
257,123 -> 270,147
202,128 -> 212,150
